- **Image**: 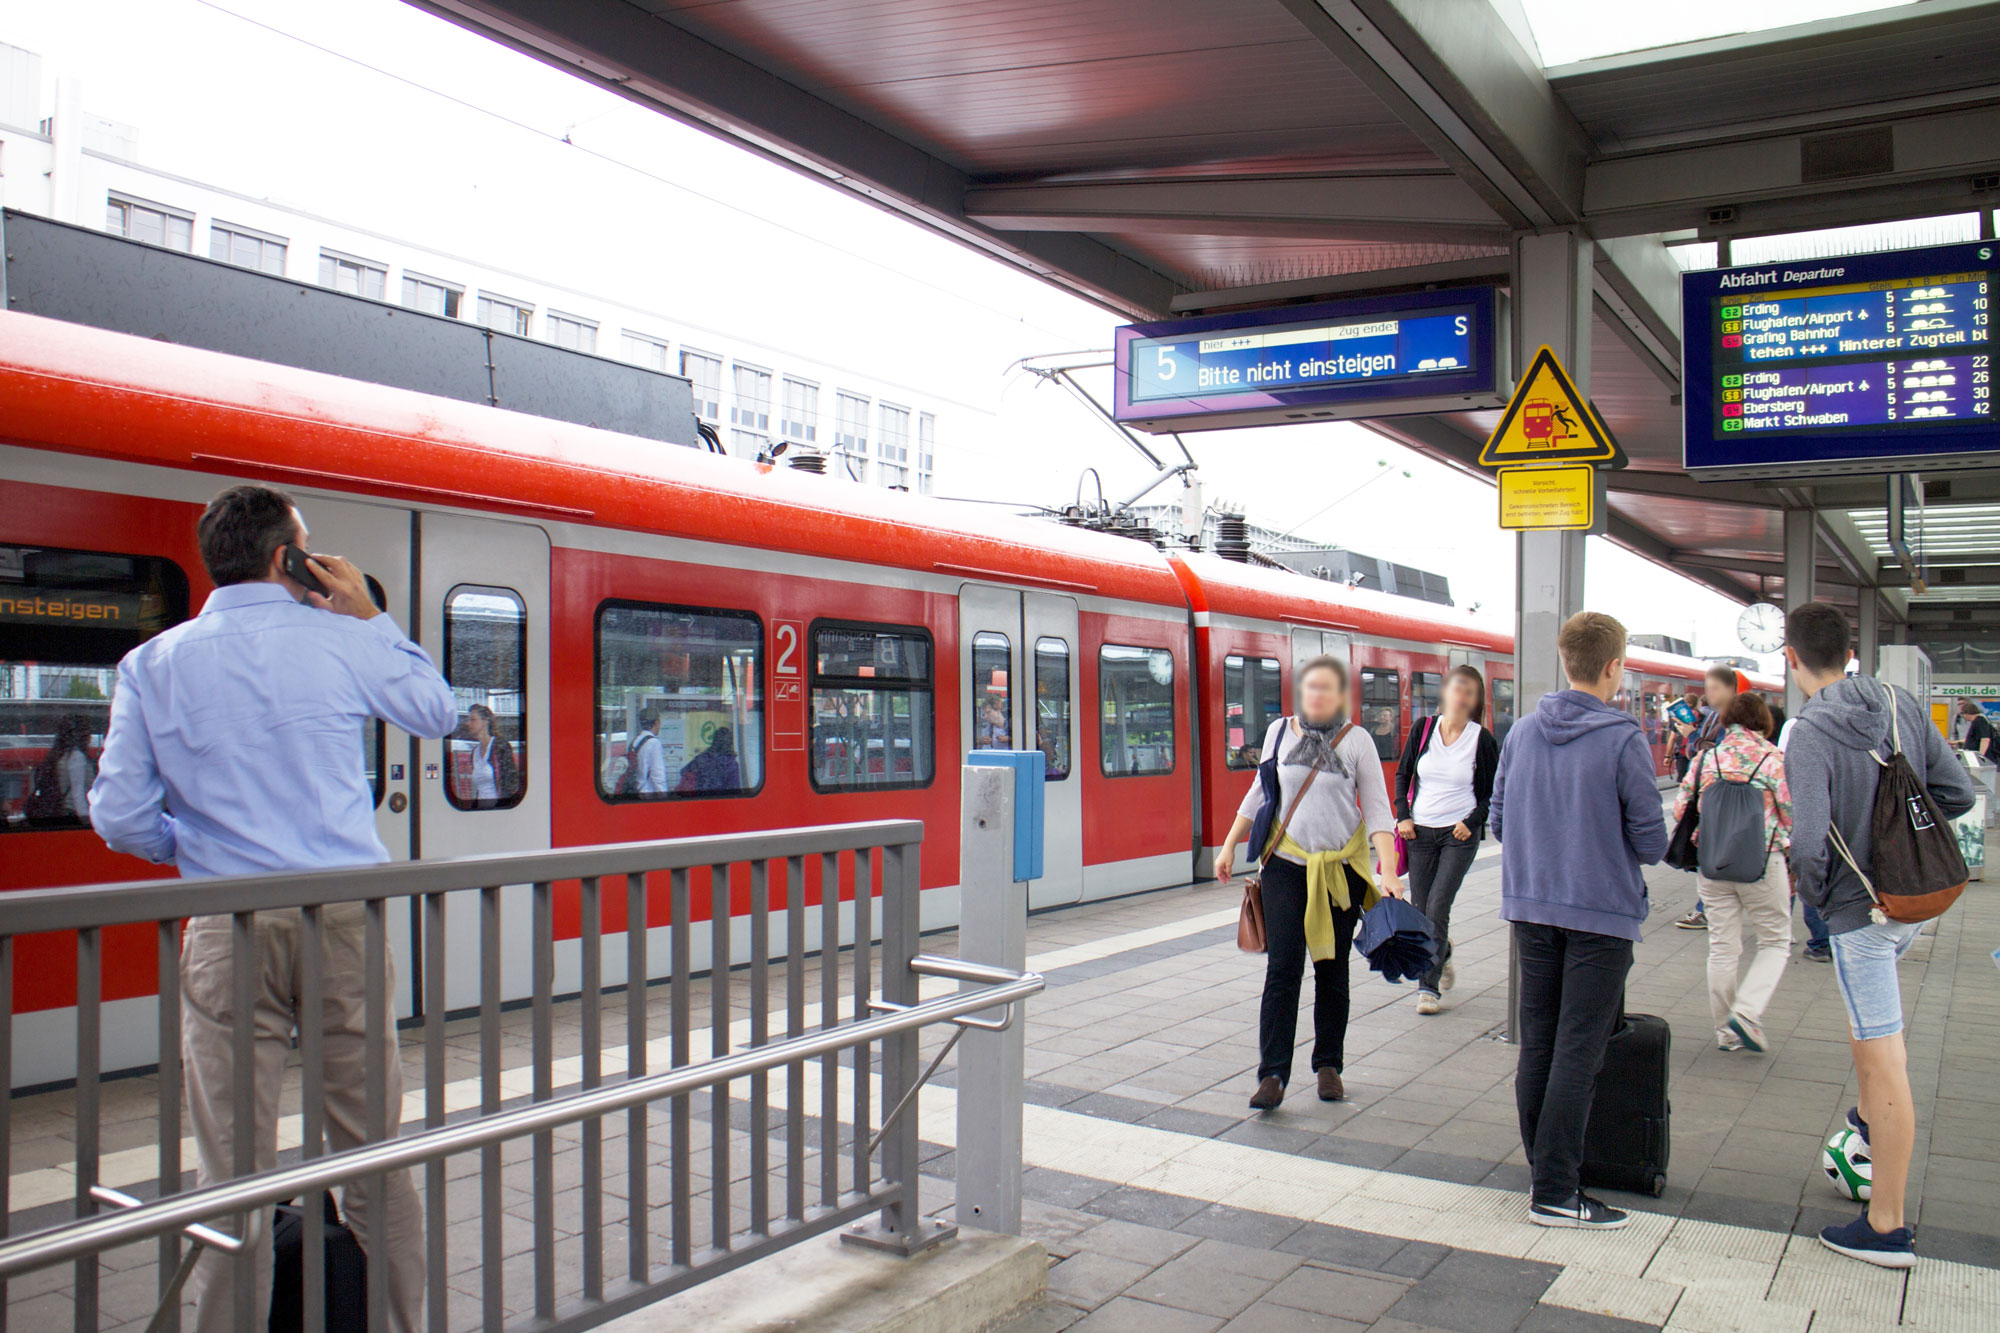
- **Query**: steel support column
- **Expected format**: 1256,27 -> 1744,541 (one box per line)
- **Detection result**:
1857,591 -> 1881,678
1784,508 -> 1818,715
1511,230 -> 1592,712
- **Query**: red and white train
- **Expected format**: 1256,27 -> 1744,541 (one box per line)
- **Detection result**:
0,314 -> 1775,1084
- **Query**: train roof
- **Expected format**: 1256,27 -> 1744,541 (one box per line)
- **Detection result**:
0,313 -> 1183,607
1171,551 -> 1514,654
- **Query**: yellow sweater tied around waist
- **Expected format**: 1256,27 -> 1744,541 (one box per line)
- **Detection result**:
1271,822 -> 1382,962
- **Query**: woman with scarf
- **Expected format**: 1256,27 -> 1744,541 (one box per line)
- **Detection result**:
1217,655 -> 1403,1110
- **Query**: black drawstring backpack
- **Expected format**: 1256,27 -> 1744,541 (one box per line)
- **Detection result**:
1828,681 -> 1968,925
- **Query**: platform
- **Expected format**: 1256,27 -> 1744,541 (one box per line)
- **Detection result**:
5,821 -> 1996,1332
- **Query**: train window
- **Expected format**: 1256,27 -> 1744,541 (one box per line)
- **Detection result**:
1411,671 -> 1443,727
0,543 -> 189,833
1035,638 -> 1072,781
1223,655 -> 1281,769
1100,644 -> 1175,777
810,622 -> 933,791
971,632 -> 1012,750
443,586 -> 528,811
1491,679 -> 1516,744
1360,668 -> 1401,760
596,601 -> 763,801
361,575 -> 388,809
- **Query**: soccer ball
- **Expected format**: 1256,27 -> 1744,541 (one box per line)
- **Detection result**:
1821,1127 -> 1873,1201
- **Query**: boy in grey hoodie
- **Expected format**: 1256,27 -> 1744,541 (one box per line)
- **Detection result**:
1784,602 -> 1974,1269
1491,612 -> 1667,1230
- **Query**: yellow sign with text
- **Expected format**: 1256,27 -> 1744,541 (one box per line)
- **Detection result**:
1479,345 -> 1620,467
1498,464 -> 1596,531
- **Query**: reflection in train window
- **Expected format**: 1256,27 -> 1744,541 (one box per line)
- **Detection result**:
1100,644 -> 1175,777
1036,637 -> 1071,780
595,601 -> 762,801
443,585 -> 529,811
0,543 -> 189,832
971,631 -> 1012,750
1360,668 -> 1401,760
1491,679 -> 1517,744
810,622 -> 934,791
1411,671 -> 1443,727
1223,655 -> 1281,769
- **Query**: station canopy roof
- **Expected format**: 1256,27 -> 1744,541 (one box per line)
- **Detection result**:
422,0 -> 2000,632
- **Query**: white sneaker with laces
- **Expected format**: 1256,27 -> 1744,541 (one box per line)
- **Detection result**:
1716,1026 -> 1746,1052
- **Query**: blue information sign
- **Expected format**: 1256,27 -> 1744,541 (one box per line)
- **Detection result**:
1684,240 -> 1998,476
1113,287 -> 1503,432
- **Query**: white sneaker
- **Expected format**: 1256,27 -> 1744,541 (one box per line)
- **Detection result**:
1417,992 -> 1441,1016
1716,1026 -> 1746,1052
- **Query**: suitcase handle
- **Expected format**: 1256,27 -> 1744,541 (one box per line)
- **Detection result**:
91,1185 -> 246,1333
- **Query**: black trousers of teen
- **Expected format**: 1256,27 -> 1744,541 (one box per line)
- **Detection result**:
1405,825 -> 1478,994
1257,857 -> 1363,1085
1512,920 -> 1633,1206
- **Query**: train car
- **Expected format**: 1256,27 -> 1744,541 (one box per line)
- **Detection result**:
0,313 -> 1771,1085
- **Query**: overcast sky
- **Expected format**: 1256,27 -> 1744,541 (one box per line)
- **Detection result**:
0,0 -> 1778,666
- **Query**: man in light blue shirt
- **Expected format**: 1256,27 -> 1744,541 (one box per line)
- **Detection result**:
91,484 -> 457,1333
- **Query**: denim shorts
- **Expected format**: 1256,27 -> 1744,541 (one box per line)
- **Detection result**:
1828,919 -> 1923,1041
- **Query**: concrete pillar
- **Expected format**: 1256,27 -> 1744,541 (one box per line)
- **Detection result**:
1857,591 -> 1881,678
1783,508 -> 1817,715
1511,230 -> 1593,712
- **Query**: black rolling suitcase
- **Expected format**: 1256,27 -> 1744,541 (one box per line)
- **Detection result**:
1579,1011 -> 1671,1197
270,1194 -> 369,1333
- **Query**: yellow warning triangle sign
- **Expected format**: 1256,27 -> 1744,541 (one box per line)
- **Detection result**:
1479,346 -> 1623,467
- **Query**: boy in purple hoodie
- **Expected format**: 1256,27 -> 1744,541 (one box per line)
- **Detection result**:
1491,612 -> 1667,1229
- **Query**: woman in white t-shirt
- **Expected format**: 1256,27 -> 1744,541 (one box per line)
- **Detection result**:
1393,665 -> 1501,1014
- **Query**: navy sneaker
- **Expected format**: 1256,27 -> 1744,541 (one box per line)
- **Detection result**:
1529,1192 -> 1629,1230
1819,1210 -> 1914,1268
1803,943 -> 1832,963
1847,1106 -> 1870,1145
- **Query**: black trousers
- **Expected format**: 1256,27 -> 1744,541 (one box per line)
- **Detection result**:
1405,825 -> 1478,994
1257,857 -> 1363,1084
1512,921 -> 1633,1205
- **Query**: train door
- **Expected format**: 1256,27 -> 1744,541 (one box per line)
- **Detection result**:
1290,628 -> 1353,704
291,493 -> 421,1017
418,512 -> 553,1007
959,584 -> 1083,907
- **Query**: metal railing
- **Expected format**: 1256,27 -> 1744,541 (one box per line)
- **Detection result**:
0,821 -> 1042,1333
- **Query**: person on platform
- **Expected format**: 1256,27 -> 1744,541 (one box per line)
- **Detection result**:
1492,611 -> 1667,1230
1959,699 -> 1995,760
1672,667 -> 1745,930
1393,665 -> 1499,1016
1217,655 -> 1404,1111
676,725 -> 743,793
1785,601 -> 1974,1268
456,703 -> 518,809
88,484 -> 458,1332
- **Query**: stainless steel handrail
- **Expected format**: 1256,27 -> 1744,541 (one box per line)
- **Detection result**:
0,965 -> 1043,1280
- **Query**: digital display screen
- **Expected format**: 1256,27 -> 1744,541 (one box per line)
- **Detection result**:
1684,241 -> 1999,475
1113,287 -> 1501,432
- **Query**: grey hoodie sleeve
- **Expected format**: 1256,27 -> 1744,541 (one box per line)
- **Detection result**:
1618,730 -> 1668,865
1785,726 -> 1834,907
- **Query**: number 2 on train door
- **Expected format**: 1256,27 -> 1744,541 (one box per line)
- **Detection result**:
772,620 -> 805,751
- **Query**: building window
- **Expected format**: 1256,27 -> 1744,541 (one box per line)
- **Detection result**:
809,622 -> 934,791
1,544 -> 190,833
547,311 -> 597,353
878,404 -> 911,490
971,632 -> 1012,750
917,412 -> 936,495
1223,655 -> 1282,769
442,586 -> 527,812
730,364 -> 772,455
106,194 -> 193,252
595,601 -> 762,801
1036,637 -> 1072,781
318,250 -> 387,300
476,292 -> 532,336
402,273 -> 462,319
835,392 -> 870,482
682,350 -> 722,422
622,332 -> 669,372
781,378 -> 818,446
1360,667 -> 1401,760
209,221 -> 286,275
1100,644 -> 1175,777
1412,671 -> 1443,727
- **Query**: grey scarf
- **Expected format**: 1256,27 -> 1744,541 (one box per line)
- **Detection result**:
1284,714 -> 1351,778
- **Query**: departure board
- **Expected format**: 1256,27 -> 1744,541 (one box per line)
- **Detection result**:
1684,241 -> 1999,476
1113,286 -> 1503,432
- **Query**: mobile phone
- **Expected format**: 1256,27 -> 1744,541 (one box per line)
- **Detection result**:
281,545 -> 329,598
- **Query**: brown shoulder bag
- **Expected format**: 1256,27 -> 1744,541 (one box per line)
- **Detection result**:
1237,722 -> 1352,953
